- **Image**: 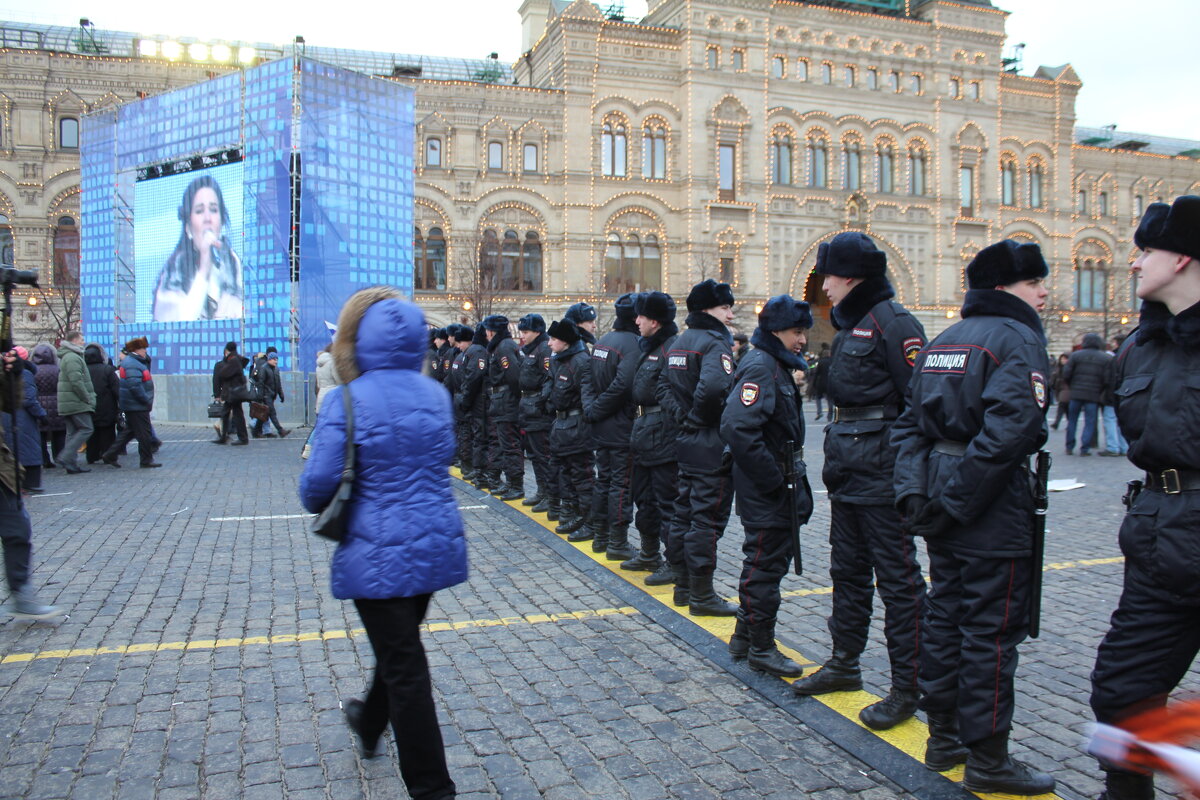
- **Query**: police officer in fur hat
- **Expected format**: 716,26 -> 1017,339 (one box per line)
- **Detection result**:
564,302 -> 598,349
792,232 -> 928,733
721,295 -> 813,677
455,324 -> 490,487
546,320 -> 595,538
1089,196 -> 1200,800
516,314 -> 555,513
444,325 -> 473,468
624,292 -> 682,579
483,315 -> 523,500
664,278 -> 738,616
582,293 -> 642,558
891,239 -> 1054,795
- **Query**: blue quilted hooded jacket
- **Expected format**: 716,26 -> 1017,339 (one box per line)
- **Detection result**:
299,289 -> 468,599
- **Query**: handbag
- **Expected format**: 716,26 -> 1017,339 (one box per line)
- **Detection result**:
311,385 -> 355,542
248,401 -> 269,422
229,377 -> 259,403
207,401 -> 225,419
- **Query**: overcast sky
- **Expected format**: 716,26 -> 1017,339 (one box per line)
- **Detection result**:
2,0 -> 1194,141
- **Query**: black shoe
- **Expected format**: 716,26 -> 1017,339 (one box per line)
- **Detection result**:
544,499 -> 561,521
859,688 -> 919,730
521,493 -> 543,507
102,457 -> 121,468
620,551 -> 662,572
343,698 -> 380,759
792,649 -> 862,696
605,528 -> 637,562
1098,450 -> 1124,457
499,487 -> 525,502
671,565 -> 690,606
212,439 -> 228,445
555,512 -> 584,535
587,522 -> 608,551
688,574 -> 736,617
140,462 -> 163,469
924,711 -> 970,771
251,429 -> 263,438
962,731 -> 1055,795
231,441 -> 249,446
278,429 -> 290,439
728,619 -> 750,661
1099,771 -> 1154,800
62,464 -> 91,474
644,562 -> 675,586
530,497 -> 551,513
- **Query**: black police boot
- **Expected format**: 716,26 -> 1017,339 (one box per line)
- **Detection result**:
859,687 -> 919,731
544,497 -> 561,521
531,496 -> 551,513
728,618 -> 750,661
499,484 -> 525,502
521,492 -> 543,507
671,564 -> 690,607
568,514 -> 597,542
747,621 -> 804,678
461,467 -> 477,483
605,526 -> 637,561
1098,770 -> 1154,800
923,711 -> 970,771
962,731 -> 1055,795
644,561 -> 675,586
620,532 -> 661,571
688,573 -> 736,617
555,504 -> 583,535
486,473 -> 504,494
791,649 -> 862,696
586,519 -> 609,550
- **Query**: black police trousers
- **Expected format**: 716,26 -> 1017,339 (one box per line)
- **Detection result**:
672,466 -> 733,575
0,484 -> 32,592
590,446 -> 634,531
828,501 -> 926,690
633,461 -> 677,554
523,428 -> 553,499
552,450 -> 594,516
738,526 -> 793,626
454,414 -> 472,471
920,545 -> 1031,746
469,410 -> 488,473
488,419 -> 523,486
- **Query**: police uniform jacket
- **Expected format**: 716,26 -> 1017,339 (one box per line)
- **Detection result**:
1112,300 -> 1200,601
486,330 -> 521,423
436,342 -> 454,384
629,322 -> 681,466
720,330 -> 806,529
891,290 -> 1049,557
824,278 -> 925,504
455,337 -> 488,417
548,340 -> 593,456
425,346 -> 441,381
583,319 -> 641,448
518,334 -> 553,433
661,311 -> 736,473
445,347 -> 468,400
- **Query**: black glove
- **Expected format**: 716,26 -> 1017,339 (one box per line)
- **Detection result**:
909,498 -> 956,540
900,495 -> 928,526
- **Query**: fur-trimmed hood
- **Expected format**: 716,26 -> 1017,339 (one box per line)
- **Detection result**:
332,286 -> 426,382
831,277 -> 895,330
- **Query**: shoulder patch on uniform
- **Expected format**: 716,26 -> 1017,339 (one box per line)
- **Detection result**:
852,327 -> 874,339
543,356 -> 550,371
740,382 -> 760,406
721,353 -> 734,374
477,358 -> 486,370
1031,370 -> 1047,409
500,355 -> 510,369
921,347 -> 970,374
903,337 -> 923,367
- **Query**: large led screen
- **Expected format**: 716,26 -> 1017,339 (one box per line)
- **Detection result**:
133,150 -> 245,323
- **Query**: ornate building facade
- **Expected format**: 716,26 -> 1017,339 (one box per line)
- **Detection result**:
2,0 -> 1198,350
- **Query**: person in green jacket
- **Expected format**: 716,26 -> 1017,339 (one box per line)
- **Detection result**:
55,330 -> 96,474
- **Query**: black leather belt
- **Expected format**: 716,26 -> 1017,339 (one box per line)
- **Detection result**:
831,405 -> 900,423
556,409 -> 583,420
1143,469 -> 1200,494
521,390 -> 540,398
489,386 -> 506,394
635,404 -> 661,417
933,440 -> 968,457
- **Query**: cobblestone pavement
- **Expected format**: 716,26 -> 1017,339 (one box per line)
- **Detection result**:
0,413 -> 1194,799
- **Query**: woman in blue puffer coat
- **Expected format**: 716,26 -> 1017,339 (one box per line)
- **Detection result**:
300,287 -> 466,800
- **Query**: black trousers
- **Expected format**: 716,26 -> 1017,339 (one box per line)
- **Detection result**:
0,484 -> 31,592
252,400 -> 283,435
632,461 -> 677,552
469,410 -> 488,473
40,430 -> 64,468
353,594 -> 456,800
454,414 -> 472,471
86,423 -> 116,464
489,419 -> 523,485
523,428 -> 553,499
672,466 -> 733,575
590,446 -> 634,530
221,400 -> 248,443
738,526 -> 793,626
828,501 -> 927,689
556,450 -> 594,514
104,410 -> 156,466
920,545 -> 1030,745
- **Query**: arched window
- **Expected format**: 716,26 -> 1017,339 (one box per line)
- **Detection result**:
1099,191 -> 1109,217
821,62 -> 833,84
808,137 -> 828,188
604,230 -> 662,292
888,71 -> 900,93
796,59 -> 809,81
521,232 -> 542,292
843,141 -> 861,190
1076,259 -> 1108,311
479,228 -> 500,289
604,233 -> 622,293
910,74 -> 923,95
772,132 -> 793,185
413,226 -> 425,289
732,49 -> 745,71
970,81 -> 981,100
1133,193 -> 1144,217
59,117 -> 79,149
643,122 -> 666,179
1029,162 -> 1044,208
425,137 -> 442,167
876,143 -> 894,193
642,235 -> 661,291
523,143 -> 539,173
949,77 -> 961,98
909,145 -> 927,196
866,68 -> 878,90
1077,189 -> 1088,214
771,56 -> 785,78
488,141 -> 504,170
706,46 -> 718,69
601,120 -> 627,177
843,66 -> 856,88
718,143 -> 736,201
426,227 -> 446,290
960,166 -> 976,217
1001,159 -> 1017,206
0,214 -> 14,268
478,227 -> 541,292
500,229 -> 521,291
53,216 -> 79,287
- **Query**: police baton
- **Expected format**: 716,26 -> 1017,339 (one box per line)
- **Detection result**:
785,440 -> 803,576
1029,449 -> 1051,638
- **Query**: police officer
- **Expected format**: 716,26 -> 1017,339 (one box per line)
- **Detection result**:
891,239 -> 1054,795
1089,196 -> 1200,800
721,295 -> 813,677
444,325 -> 472,471
792,232 -> 928,733
516,314 -> 555,513
565,302 -> 599,350
436,328 -> 455,388
663,279 -> 738,616
483,315 -> 523,501
456,323 -> 491,490
583,293 -> 642,559
625,292 -> 681,577
546,320 -> 594,538
425,329 -> 443,381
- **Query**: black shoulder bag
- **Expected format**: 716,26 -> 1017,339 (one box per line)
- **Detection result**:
311,386 -> 355,542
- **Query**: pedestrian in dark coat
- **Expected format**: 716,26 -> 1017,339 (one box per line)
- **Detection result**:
721,295 -> 813,678
251,353 -> 288,439
1088,196 -> 1200,800
84,343 -> 120,464
516,315 -> 554,513
1063,332 -> 1110,455
546,319 -> 595,538
212,342 -> 250,445
3,352 -> 46,491
443,326 -> 472,472
101,337 -> 161,469
30,343 -> 63,469
891,239 -> 1054,795
483,315 -> 523,499
455,324 -> 489,488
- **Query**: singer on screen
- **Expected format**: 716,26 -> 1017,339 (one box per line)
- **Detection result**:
152,174 -> 243,322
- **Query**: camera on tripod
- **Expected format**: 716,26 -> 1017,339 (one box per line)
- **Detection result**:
0,267 -> 38,288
